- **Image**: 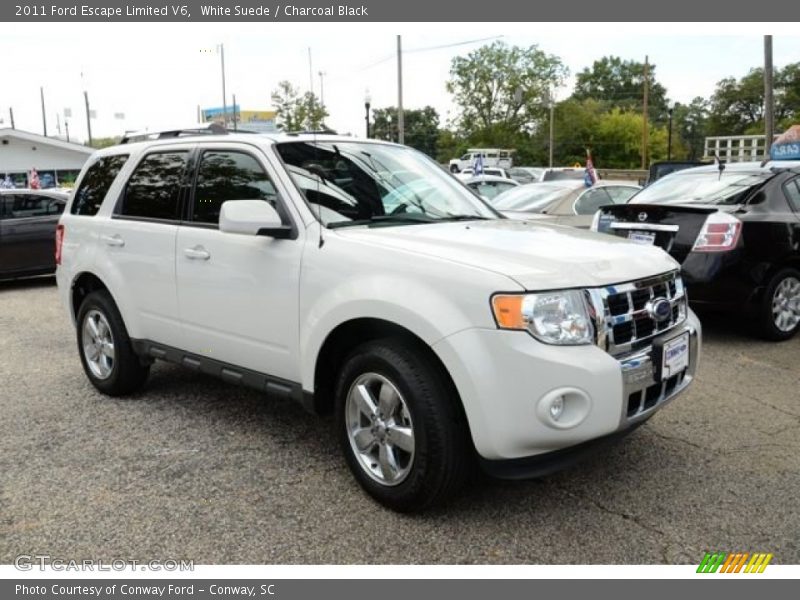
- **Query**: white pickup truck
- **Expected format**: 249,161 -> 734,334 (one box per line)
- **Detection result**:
56,130 -> 700,512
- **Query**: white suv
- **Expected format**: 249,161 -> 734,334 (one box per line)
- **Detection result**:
56,130 -> 701,512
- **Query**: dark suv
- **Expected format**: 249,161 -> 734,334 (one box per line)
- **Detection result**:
593,161 -> 800,340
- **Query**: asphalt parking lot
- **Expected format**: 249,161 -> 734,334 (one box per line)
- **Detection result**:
1,277 -> 799,565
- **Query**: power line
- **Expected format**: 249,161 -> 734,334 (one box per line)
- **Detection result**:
354,35 -> 505,73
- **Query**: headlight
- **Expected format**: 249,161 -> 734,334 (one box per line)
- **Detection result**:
491,290 -> 594,345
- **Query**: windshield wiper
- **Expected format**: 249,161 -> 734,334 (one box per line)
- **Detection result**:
440,215 -> 492,221
328,213 -> 438,229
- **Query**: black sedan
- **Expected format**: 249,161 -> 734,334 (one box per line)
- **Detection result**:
593,161 -> 800,340
0,189 -> 68,280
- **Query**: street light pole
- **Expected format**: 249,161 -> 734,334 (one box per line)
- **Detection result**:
364,90 -> 371,139
667,107 -> 674,161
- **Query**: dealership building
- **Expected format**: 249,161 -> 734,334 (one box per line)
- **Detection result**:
0,128 -> 94,188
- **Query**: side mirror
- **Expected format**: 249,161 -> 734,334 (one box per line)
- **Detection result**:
219,200 -> 293,239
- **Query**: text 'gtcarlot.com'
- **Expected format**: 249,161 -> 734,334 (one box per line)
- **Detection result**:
14,555 -> 193,572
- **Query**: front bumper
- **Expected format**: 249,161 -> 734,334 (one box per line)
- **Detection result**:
432,310 -> 701,465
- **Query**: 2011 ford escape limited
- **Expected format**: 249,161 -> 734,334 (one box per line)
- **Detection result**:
56,129 -> 701,511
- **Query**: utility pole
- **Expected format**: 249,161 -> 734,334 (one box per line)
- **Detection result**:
219,43 -> 227,127
308,47 -> 314,95
641,55 -> 649,170
764,35 -> 775,159
65,120 -> 70,143
232,93 -> 238,131
9,107 -> 15,129
397,35 -> 404,145
40,87 -> 48,136
84,91 -> 93,146
548,89 -> 555,168
318,71 -> 326,107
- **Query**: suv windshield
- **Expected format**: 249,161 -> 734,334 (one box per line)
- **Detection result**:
633,170 -> 772,205
276,141 -> 498,227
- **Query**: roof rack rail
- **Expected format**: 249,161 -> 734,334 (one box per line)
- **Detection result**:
284,128 -> 339,136
120,123 -> 255,144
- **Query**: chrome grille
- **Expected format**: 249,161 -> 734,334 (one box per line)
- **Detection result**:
587,271 -> 687,357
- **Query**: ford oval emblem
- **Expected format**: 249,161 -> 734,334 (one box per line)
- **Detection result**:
637,212 -> 648,222
647,298 -> 672,323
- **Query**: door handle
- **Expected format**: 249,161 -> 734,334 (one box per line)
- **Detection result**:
101,234 -> 125,247
184,246 -> 210,261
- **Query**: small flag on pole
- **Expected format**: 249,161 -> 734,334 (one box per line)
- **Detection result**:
63,108 -> 72,118
474,153 -> 484,176
584,148 -> 598,187
89,110 -> 97,119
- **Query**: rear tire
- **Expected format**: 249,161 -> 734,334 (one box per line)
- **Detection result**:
758,267 -> 800,341
335,338 -> 471,512
76,290 -> 150,395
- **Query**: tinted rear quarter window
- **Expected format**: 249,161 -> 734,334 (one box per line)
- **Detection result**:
118,152 -> 188,220
784,179 -> 800,212
71,154 -> 129,216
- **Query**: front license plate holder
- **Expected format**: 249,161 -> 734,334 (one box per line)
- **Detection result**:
628,230 -> 656,245
653,331 -> 690,381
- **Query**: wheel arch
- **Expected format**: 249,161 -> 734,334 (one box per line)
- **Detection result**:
71,272 -> 113,322
309,317 -> 469,430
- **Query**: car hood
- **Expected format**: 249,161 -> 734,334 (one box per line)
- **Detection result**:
500,211 -> 555,221
335,218 -> 679,290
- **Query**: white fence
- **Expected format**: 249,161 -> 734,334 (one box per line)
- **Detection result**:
704,135 -> 780,163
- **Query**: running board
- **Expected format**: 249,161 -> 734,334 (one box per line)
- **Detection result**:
130,339 -> 311,412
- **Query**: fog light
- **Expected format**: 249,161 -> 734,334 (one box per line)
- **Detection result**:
550,395 -> 564,420
536,387 -> 592,430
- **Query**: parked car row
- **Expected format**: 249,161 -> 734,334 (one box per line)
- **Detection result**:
473,157 -> 800,340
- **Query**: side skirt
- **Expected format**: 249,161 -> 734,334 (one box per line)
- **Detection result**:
130,339 -> 313,412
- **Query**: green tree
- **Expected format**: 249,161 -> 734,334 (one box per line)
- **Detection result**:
271,81 -> 328,131
706,63 -> 800,136
706,69 -> 765,135
447,41 -> 567,140
371,106 -> 440,157
89,136 -> 122,149
672,97 -> 709,160
547,98 -> 605,166
573,56 -> 669,121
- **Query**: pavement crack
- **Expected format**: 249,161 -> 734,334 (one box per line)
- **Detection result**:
647,429 -> 707,450
555,485 -> 666,538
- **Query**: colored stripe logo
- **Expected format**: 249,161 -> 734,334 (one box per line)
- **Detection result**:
697,552 -> 773,573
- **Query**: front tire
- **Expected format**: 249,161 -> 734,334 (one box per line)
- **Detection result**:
76,290 -> 150,395
758,268 -> 800,341
449,164 -> 460,173
335,339 -> 470,512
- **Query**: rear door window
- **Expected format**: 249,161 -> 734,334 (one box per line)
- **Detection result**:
574,188 -> 614,214
118,152 -> 188,220
72,154 -> 129,216
2,194 -> 64,218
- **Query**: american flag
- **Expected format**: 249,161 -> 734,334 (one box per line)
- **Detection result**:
29,168 -> 40,190
584,148 -> 598,187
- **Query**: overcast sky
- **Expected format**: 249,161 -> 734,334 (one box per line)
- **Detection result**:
1,23 -> 799,144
